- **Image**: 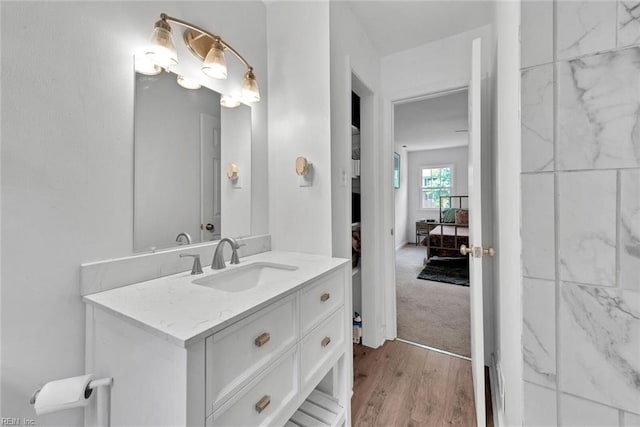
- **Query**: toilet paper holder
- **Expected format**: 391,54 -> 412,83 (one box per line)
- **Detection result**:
30,376 -> 113,426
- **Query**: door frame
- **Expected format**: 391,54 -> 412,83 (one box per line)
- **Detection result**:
386,83 -> 470,342
384,41 -> 491,426
352,71 -> 383,349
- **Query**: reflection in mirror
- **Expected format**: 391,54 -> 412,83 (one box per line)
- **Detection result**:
133,71 -> 226,253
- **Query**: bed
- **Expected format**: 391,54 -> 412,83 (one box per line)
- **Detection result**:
420,195 -> 469,259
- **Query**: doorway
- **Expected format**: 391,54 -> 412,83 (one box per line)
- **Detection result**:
393,88 -> 471,359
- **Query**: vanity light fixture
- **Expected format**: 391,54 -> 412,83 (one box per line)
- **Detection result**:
146,13 -> 260,103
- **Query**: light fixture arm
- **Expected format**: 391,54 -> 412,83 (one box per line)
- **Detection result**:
159,13 -> 252,71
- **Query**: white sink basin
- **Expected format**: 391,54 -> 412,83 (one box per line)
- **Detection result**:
192,262 -> 299,292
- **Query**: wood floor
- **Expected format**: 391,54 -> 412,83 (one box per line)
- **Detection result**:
351,340 -> 493,427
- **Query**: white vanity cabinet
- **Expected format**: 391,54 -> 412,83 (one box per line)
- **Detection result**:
84,253 -> 351,427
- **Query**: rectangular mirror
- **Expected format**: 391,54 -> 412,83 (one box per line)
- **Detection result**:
133,70 -> 251,253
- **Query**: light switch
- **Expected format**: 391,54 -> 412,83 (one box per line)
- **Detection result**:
231,176 -> 242,189
299,173 -> 312,187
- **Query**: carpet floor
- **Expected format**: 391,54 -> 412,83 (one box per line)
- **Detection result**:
395,244 -> 471,357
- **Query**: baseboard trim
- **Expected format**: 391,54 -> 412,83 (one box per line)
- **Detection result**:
395,241 -> 409,251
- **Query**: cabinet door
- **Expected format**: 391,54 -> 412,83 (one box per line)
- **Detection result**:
299,270 -> 344,334
206,294 -> 297,414
300,306 -> 345,390
207,348 -> 298,427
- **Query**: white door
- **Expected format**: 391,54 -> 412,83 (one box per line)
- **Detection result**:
200,113 -> 221,242
467,37 -> 488,427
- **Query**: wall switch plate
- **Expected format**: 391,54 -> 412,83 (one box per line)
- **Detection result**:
299,174 -> 312,187
231,176 -> 242,189
298,164 -> 314,187
341,170 -> 348,187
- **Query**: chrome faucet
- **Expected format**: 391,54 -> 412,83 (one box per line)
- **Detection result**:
176,232 -> 192,245
211,237 -> 242,270
179,253 -> 203,275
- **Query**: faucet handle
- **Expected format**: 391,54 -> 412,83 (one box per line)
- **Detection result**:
180,253 -> 203,275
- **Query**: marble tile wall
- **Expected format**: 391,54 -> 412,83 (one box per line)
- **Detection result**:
523,278 -> 556,387
521,1 -> 640,425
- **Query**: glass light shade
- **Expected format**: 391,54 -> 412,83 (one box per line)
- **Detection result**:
134,54 -> 161,76
220,95 -> 240,108
176,75 -> 201,90
202,41 -> 227,79
241,69 -> 260,103
146,24 -> 178,69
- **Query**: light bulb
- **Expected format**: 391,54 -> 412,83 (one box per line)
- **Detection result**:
220,95 -> 240,108
241,69 -> 260,103
134,54 -> 161,76
146,19 -> 178,69
176,75 -> 201,90
202,40 -> 227,79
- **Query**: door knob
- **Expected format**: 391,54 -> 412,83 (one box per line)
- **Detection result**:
460,244 -> 496,258
483,247 -> 496,257
460,244 -> 472,256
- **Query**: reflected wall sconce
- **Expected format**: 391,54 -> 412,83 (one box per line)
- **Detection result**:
176,75 -> 201,90
295,157 -> 310,176
146,13 -> 260,103
220,95 -> 241,108
226,163 -> 240,180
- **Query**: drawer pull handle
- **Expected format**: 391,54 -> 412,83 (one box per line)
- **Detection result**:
320,293 -> 330,302
255,395 -> 271,413
254,332 -> 271,347
321,336 -> 331,347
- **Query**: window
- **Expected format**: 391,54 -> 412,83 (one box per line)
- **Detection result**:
420,166 -> 452,209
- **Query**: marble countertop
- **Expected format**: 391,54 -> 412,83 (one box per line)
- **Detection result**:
83,251 -> 349,348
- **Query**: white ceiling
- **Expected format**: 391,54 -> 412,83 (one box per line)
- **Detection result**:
346,1 -> 494,56
394,90 -> 468,151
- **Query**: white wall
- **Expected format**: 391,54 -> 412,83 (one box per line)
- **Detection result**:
329,1 -> 386,347
1,2 -> 267,423
405,146 -> 469,242
382,26 -> 494,103
221,104 -> 253,238
381,25 -> 496,364
493,3 -> 523,425
267,1 -> 332,256
330,1 -> 381,260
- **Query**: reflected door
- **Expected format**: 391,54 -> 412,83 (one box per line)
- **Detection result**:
200,113 -> 221,242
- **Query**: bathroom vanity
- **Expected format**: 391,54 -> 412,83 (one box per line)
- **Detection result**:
83,251 -> 351,426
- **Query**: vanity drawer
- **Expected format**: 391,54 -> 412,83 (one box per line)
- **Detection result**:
207,348 -> 298,427
300,306 -> 345,389
300,270 -> 344,334
206,294 -> 297,414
